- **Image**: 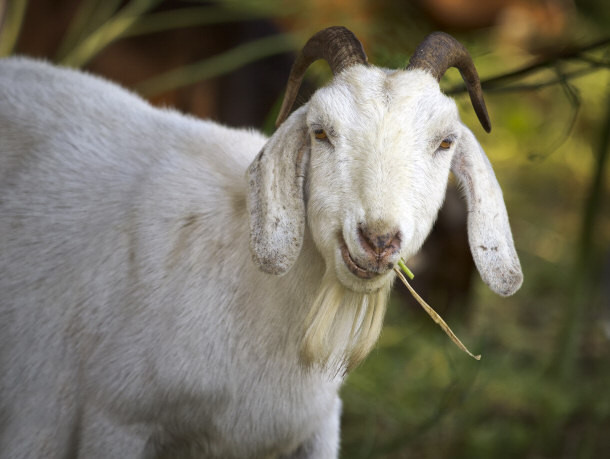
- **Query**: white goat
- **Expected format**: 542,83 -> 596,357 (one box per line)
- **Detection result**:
0,27 -> 522,458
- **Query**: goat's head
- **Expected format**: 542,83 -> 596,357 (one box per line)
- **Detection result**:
247,27 -> 522,298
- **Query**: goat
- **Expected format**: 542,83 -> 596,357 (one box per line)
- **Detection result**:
0,27 -> 522,458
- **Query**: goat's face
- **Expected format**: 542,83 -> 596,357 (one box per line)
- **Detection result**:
247,28 -> 522,298
304,66 -> 459,292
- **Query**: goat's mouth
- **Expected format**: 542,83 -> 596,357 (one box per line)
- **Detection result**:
340,242 -> 380,280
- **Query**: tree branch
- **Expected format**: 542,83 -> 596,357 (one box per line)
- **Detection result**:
446,37 -> 610,95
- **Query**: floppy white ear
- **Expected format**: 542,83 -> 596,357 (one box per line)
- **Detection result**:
246,106 -> 310,275
452,126 -> 523,296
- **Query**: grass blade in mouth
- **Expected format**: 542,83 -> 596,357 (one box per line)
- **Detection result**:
397,259 -> 415,280
394,264 -> 481,361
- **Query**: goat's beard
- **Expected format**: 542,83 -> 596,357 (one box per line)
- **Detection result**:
300,271 -> 391,373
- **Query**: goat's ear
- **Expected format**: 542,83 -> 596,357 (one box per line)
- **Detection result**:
246,106 -> 310,275
451,126 -> 523,296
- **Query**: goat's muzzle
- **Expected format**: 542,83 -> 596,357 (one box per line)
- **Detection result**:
340,227 -> 402,279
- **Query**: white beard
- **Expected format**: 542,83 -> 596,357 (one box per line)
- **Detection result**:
300,270 -> 391,373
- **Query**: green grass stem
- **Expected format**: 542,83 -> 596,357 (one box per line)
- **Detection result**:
398,258 -> 415,280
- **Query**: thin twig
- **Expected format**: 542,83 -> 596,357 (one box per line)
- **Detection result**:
528,62 -> 581,161
447,37 -> 610,95
478,65 -> 605,93
575,55 -> 610,67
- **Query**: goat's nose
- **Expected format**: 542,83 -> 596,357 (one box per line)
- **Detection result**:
358,225 -> 402,260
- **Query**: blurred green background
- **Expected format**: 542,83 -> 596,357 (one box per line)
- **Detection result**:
2,0 -> 608,457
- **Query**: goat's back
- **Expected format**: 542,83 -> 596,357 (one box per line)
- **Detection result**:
0,56 -> 264,303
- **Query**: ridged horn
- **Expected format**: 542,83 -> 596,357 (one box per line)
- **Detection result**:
407,32 -> 491,132
275,26 -> 368,128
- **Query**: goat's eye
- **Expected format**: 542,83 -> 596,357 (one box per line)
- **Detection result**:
314,129 -> 327,140
439,138 -> 453,150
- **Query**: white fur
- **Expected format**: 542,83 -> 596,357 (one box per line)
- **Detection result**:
0,55 -> 521,458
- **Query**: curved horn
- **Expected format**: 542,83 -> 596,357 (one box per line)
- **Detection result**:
275,26 -> 368,128
407,32 -> 491,132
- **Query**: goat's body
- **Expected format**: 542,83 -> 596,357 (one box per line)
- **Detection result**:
0,58 -> 340,458
0,27 -> 524,456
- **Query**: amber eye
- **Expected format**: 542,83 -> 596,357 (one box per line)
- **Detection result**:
314,129 -> 327,140
439,139 -> 453,150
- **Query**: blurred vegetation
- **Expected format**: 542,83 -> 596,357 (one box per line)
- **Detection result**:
1,0 -> 609,457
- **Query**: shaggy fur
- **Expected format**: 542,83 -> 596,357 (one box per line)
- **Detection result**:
301,270 -> 391,372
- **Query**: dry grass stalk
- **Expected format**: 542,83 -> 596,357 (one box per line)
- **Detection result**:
394,266 -> 481,361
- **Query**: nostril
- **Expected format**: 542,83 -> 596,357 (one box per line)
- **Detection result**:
379,231 -> 402,258
358,225 -> 402,258
385,230 -> 402,254
357,226 -> 374,255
